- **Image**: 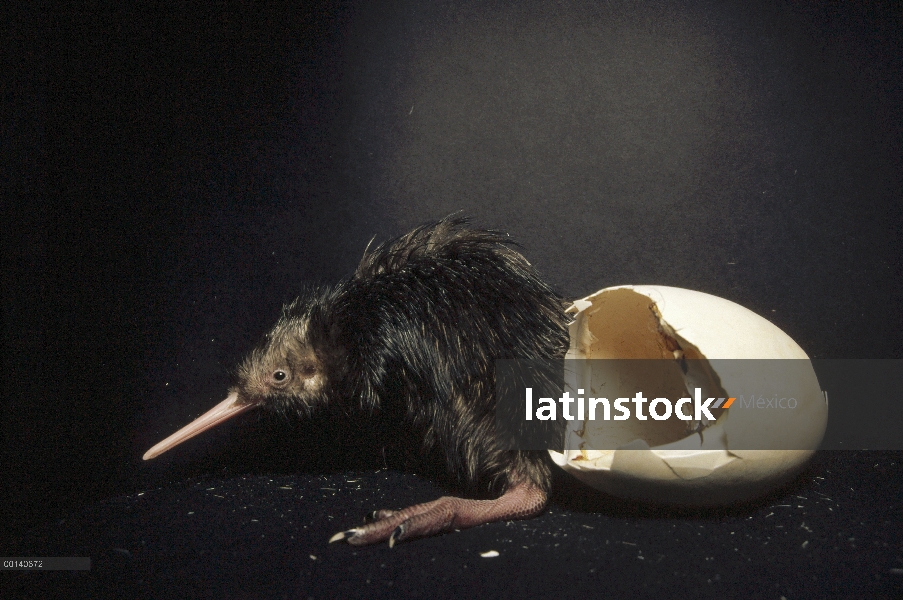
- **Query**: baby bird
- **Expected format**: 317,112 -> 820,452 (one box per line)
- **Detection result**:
144,216 -> 570,546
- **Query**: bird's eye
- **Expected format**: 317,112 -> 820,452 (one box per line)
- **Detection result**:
273,369 -> 288,382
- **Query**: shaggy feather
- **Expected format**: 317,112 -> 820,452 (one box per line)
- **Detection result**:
236,216 -> 570,496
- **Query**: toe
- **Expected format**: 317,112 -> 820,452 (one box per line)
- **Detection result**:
388,525 -> 405,548
328,528 -> 362,543
364,509 -> 395,523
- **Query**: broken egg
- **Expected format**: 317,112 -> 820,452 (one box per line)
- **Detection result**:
549,285 -> 828,505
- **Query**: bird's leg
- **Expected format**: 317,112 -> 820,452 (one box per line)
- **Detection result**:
329,481 -> 548,547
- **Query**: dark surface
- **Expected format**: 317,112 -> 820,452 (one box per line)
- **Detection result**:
3,1 -> 902,597
4,453 -> 903,599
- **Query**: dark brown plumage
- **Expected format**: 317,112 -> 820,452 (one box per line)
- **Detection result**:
144,216 -> 570,545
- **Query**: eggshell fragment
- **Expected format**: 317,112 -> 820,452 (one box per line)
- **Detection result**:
549,285 -> 828,506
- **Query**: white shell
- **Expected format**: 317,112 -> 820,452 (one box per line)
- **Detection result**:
549,285 -> 828,505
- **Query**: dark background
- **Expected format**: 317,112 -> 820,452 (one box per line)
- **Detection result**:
3,1 -> 901,597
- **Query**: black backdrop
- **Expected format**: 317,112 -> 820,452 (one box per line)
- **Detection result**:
3,1 -> 901,597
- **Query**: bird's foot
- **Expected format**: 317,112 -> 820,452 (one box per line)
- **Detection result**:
329,481 -> 547,547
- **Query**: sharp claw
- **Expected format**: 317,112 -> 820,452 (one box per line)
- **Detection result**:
388,525 -> 404,548
365,509 -> 395,523
329,528 -> 361,543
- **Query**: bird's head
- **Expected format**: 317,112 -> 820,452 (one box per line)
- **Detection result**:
233,318 -> 330,413
143,306 -> 342,461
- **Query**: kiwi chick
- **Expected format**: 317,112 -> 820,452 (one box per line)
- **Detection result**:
144,216 -> 570,546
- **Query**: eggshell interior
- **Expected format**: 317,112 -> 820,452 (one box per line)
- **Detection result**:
549,285 -> 829,506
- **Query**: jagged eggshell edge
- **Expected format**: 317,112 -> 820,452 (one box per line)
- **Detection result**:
549,285 -> 828,506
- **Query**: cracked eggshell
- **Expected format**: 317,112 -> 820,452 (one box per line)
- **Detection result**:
549,285 -> 828,506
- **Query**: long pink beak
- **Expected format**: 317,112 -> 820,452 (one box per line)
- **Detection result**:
143,391 -> 258,460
